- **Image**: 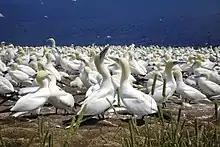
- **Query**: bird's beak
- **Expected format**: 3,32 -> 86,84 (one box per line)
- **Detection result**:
108,56 -> 119,63
99,46 -> 109,60
193,74 -> 201,78
173,60 -> 187,65
33,74 -> 37,79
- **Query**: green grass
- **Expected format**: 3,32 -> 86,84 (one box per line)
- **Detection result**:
120,106 -> 220,147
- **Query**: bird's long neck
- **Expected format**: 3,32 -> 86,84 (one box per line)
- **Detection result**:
40,78 -> 49,88
120,61 -> 131,85
47,57 -> 52,64
49,75 -> 57,87
175,73 -> 184,86
98,63 -> 112,87
165,64 -> 175,84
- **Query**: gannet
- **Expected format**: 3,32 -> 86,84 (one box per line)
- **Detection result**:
197,72 -> 220,96
10,70 -> 51,115
114,57 -> 158,117
173,69 -> 210,103
44,53 -> 61,81
0,75 -> 14,94
152,59 -> 185,105
77,46 -> 116,117
8,63 -> 32,86
47,75 -> 75,113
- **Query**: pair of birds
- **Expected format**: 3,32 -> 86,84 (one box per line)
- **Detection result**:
8,70 -> 75,117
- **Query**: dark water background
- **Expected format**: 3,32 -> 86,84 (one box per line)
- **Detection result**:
0,0 -> 220,47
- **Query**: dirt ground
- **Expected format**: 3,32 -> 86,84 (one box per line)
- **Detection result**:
0,78 -> 218,147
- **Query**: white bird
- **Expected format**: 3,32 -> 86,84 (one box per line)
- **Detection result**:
114,57 -> 158,117
8,63 -> 32,86
128,52 -> 147,75
85,83 -> 100,98
44,53 -> 61,81
197,72 -> 220,96
209,69 -> 220,85
192,60 -> 212,76
0,75 -> 14,94
80,66 -> 102,88
10,70 -> 51,115
77,46 -> 116,117
173,69 -> 210,103
16,58 -> 36,77
11,70 -> 68,117
0,58 -> 8,73
59,54 -> 83,75
19,86 -> 39,95
47,75 -> 75,113
109,62 -> 136,89
152,60 -> 185,105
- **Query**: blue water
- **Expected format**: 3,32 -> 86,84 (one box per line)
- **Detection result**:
0,0 -> 220,46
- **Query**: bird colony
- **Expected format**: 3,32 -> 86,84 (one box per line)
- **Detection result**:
0,39 -> 220,124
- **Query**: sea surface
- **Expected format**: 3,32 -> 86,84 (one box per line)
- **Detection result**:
0,0 -> 220,47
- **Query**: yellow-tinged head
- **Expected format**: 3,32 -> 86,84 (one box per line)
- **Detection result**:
188,55 -> 195,63
173,69 -> 183,81
197,54 -> 205,62
11,63 -> 18,70
172,65 -> 182,72
165,59 -> 186,75
156,62 -> 164,70
29,47 -> 35,52
89,50 -> 96,57
43,48 -> 51,56
70,53 -> 76,60
15,57 -> 22,64
111,62 -> 120,69
94,46 -> 109,69
193,60 -> 202,68
123,52 -> 129,60
45,53 -> 52,61
111,57 -> 129,72
37,62 -> 44,71
36,70 -> 49,86
75,51 -> 80,58
18,49 -> 25,56
118,57 -> 131,81
164,54 -> 172,60
30,50 -> 36,56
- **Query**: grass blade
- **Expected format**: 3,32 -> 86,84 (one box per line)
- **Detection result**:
151,73 -> 158,95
